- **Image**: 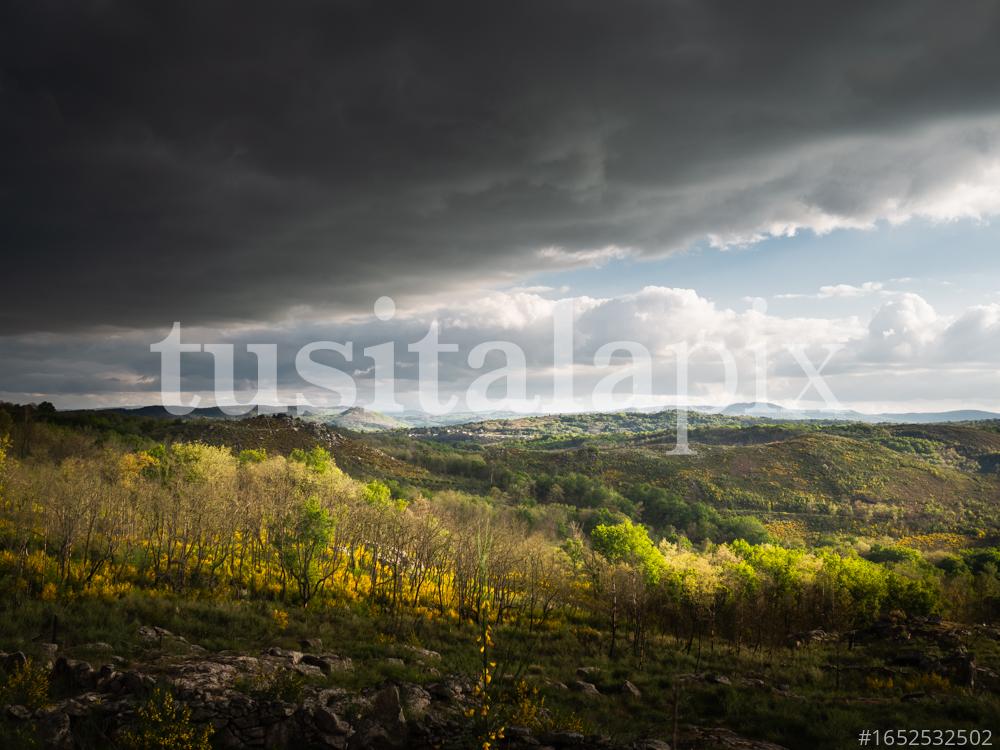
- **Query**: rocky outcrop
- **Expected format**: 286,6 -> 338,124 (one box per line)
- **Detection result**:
0,642 -> 788,750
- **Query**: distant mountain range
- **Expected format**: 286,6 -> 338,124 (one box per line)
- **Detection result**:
90,402 -> 1000,430
716,402 -> 1000,424
92,404 -> 524,431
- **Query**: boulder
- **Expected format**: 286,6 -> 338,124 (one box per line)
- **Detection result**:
370,684 -> 406,727
345,684 -> 408,750
266,647 -> 305,664
401,645 -> 441,660
2,650 -> 28,672
314,706 -> 352,736
400,684 -> 432,718
569,680 -> 601,696
621,680 -> 642,699
38,707 -> 73,750
6,704 -> 32,720
52,657 -> 96,690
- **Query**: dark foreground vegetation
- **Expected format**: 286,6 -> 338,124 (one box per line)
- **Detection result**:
1,402 -> 999,749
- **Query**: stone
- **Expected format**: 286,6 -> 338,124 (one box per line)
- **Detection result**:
705,673 -> 731,685
505,725 -> 541,745
401,645 -> 441,660
314,706 -> 352,735
344,684 -> 409,750
400,684 -> 432,717
426,682 -> 459,702
138,625 -> 172,643
621,680 -> 642,699
38,708 -> 73,750
302,653 -> 332,672
266,721 -> 296,747
539,730 -> 586,746
293,662 -> 325,679
370,684 -> 406,726
266,647 -> 304,664
2,650 -> 28,672
681,727 -> 788,750
348,723 -> 396,750
569,680 -> 600,696
52,657 -> 96,690
301,638 -> 323,651
6,704 -> 32,720
634,741 -> 671,750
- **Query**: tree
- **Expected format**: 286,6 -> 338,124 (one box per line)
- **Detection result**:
272,497 -> 333,606
591,519 -> 664,582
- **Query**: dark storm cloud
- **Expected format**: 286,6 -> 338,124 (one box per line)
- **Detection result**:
2,0 -> 1000,333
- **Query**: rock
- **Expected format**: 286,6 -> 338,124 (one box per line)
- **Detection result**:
6,704 -> 32,720
681,727 -> 788,750
621,680 -> 642,699
944,651 -> 977,688
505,725 -> 540,745
384,657 -> 405,667
38,707 -> 73,750
265,720 -> 297,748
348,723 -> 397,750
569,680 -> 600,696
138,625 -> 172,643
301,638 -> 323,651
539,730 -> 586,746
634,741 -> 671,750
704,674 -> 731,685
400,684 -> 431,718
314,706 -> 352,735
266,647 -> 304,664
345,684 -> 408,749
302,653 -> 331,672
318,687 -> 351,707
401,645 -> 441,660
2,650 -> 28,672
117,669 -> 156,695
426,682 -> 460,702
293,662 -> 325,679
576,666 -> 602,679
52,657 -> 96,690
61,693 -> 104,718
370,684 -> 406,726
300,653 -> 353,675
171,660 -> 239,692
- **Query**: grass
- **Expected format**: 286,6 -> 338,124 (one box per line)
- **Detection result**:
2,589 -> 999,750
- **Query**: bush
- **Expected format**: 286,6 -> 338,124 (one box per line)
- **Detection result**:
117,688 -> 213,750
0,658 -> 50,710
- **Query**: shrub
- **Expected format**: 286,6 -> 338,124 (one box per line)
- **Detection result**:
117,688 -> 213,750
0,658 -> 50,710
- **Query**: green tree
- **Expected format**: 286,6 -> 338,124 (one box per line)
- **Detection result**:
272,497 -> 334,606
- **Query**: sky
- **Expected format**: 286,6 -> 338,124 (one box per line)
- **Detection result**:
1,1 -> 1000,413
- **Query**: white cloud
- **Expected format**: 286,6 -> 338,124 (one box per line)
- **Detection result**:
5,285 -> 1000,412
776,281 -> 887,300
